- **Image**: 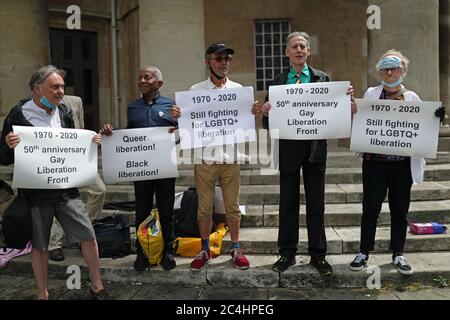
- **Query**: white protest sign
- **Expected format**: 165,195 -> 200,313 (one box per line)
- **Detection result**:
12,126 -> 97,189
101,127 -> 179,183
268,81 -> 351,139
350,99 -> 441,158
175,86 -> 256,149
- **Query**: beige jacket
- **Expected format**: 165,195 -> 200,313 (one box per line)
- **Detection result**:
62,95 -> 84,129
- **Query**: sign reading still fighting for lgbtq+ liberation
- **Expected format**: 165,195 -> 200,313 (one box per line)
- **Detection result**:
101,127 -> 179,183
175,87 -> 256,150
350,99 -> 441,158
12,126 -> 98,189
269,81 -> 351,139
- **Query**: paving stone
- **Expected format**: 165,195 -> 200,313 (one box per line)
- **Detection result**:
207,255 -> 278,288
199,287 -> 268,300
131,285 -> 201,300
395,288 -> 450,300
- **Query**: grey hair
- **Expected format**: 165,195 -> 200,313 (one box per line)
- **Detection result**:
28,65 -> 66,91
285,31 -> 310,48
141,66 -> 163,81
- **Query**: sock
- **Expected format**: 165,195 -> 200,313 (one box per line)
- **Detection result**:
230,242 -> 240,250
201,239 -> 210,253
393,252 -> 403,260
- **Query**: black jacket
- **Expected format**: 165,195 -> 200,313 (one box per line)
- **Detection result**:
262,66 -> 329,168
0,99 -> 80,206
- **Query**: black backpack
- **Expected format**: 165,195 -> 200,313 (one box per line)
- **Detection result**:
173,187 -> 217,238
0,180 -> 15,248
93,215 -> 131,258
0,180 -> 31,249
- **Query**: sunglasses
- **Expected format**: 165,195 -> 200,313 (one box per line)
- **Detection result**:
210,56 -> 232,63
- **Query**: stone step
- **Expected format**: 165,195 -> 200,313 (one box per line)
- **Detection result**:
2,151 -> 450,179
98,181 -> 450,204
218,225 -> 450,254
102,200 -> 450,228
124,225 -> 450,255
4,250 -> 450,288
160,164 -> 450,185
4,162 -> 450,186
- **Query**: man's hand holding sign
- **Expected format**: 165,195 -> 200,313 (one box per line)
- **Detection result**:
10,126 -> 99,189
173,86 -> 257,149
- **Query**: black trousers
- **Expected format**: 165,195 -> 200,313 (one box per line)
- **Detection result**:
134,178 -> 176,255
360,159 -> 412,255
278,143 -> 327,259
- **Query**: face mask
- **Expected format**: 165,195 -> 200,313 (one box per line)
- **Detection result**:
381,76 -> 403,88
39,86 -> 57,110
39,96 -> 57,110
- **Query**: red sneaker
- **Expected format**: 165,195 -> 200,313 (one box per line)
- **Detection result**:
190,250 -> 210,272
231,248 -> 250,270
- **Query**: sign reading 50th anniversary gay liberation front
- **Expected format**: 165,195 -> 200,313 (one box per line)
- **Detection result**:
12,126 -> 98,189
350,99 -> 441,158
101,127 -> 179,183
269,81 -> 351,139
175,87 -> 256,150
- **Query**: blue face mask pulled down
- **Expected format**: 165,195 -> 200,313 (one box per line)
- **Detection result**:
39,96 -> 57,110
381,76 -> 403,88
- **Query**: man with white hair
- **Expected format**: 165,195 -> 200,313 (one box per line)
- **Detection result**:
100,66 -> 177,272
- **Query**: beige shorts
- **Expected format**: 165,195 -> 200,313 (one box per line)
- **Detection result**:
194,163 -> 241,222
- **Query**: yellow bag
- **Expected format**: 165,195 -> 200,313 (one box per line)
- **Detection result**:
174,223 -> 229,257
137,209 -> 163,265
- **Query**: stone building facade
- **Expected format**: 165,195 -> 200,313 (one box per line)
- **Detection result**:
0,0 -> 447,132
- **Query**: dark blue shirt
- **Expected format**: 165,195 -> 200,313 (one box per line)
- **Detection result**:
127,93 -> 176,129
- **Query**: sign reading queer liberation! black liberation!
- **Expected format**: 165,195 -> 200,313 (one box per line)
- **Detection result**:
268,81 -> 351,140
12,126 -> 98,189
350,99 -> 441,158
101,127 -> 179,183
175,87 -> 256,150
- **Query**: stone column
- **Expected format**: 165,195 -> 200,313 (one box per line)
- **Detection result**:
138,0 -> 205,98
0,0 -> 50,117
440,0 -> 450,119
367,0 -> 440,101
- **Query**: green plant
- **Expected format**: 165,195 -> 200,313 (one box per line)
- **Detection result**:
433,276 -> 448,288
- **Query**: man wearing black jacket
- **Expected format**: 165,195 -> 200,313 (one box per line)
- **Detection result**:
261,32 -> 355,275
0,65 -> 109,300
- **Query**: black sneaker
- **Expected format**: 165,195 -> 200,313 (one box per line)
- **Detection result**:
392,254 -> 413,275
272,255 -> 296,273
49,248 -> 65,262
161,253 -> 176,270
133,250 -> 149,272
310,258 -> 333,276
349,253 -> 368,271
